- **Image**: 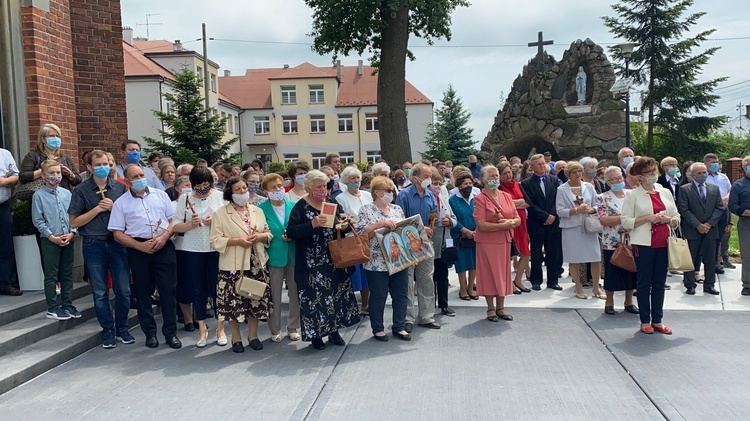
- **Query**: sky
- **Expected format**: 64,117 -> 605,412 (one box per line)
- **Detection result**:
121,0 -> 750,146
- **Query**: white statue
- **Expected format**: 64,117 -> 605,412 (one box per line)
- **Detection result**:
576,66 -> 587,105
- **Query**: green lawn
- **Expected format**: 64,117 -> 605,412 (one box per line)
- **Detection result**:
730,222 -> 740,257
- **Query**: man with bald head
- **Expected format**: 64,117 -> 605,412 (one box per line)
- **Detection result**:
177,163 -> 193,178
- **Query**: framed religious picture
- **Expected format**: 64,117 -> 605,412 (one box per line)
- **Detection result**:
320,202 -> 338,228
374,215 -> 434,275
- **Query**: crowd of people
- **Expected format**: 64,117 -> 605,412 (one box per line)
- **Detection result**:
0,123 -> 748,349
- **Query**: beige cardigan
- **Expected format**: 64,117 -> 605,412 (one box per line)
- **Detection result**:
620,184 -> 680,246
209,203 -> 272,271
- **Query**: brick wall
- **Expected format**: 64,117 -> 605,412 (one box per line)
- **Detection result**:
70,0 -> 128,160
21,0 -> 79,163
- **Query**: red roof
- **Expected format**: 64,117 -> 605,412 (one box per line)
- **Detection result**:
132,39 -> 184,53
123,41 -> 174,80
219,62 -> 432,110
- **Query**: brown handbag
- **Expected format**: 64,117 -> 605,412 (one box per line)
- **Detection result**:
610,234 -> 637,273
328,224 -> 371,268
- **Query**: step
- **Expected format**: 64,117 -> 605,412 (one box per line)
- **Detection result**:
0,282 -> 91,328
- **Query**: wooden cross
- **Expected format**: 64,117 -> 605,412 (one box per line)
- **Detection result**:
146,218 -> 163,238
528,31 -> 553,72
96,187 -> 107,200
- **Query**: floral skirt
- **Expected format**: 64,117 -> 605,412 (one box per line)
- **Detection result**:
216,267 -> 272,323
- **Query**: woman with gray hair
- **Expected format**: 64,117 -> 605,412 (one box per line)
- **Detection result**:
287,170 -> 361,350
372,162 -> 391,178
580,156 -> 607,194
596,166 -> 638,315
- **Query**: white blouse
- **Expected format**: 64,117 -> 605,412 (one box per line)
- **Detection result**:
173,190 -> 226,252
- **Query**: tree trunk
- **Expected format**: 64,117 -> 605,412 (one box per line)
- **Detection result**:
378,5 -> 412,166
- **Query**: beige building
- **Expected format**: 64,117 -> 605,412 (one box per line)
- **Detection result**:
220,61 -> 433,167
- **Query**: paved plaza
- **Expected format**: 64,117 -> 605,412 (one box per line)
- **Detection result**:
1,266 -> 749,420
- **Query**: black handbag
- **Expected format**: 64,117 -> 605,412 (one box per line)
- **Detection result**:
459,237 -> 475,248
510,238 -> 520,257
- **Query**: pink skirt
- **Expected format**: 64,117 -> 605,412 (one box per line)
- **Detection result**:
475,241 -> 512,297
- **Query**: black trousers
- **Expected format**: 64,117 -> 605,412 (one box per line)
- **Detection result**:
530,231 -> 561,286
433,257 -> 449,309
127,240 -> 178,338
0,200 -> 19,289
684,235 -> 717,288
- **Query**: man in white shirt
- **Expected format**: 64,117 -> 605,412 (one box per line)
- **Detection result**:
0,148 -> 21,296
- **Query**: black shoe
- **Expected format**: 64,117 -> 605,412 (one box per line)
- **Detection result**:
311,337 -> 326,350
145,336 -> 159,348
166,336 -> 182,349
183,322 -> 196,332
604,306 -> 615,315
703,286 -> 720,295
686,286 -> 696,295
514,282 -> 531,293
373,334 -> 389,342
418,321 -> 441,329
547,284 -> 563,291
248,338 -> 263,350
206,308 -> 215,319
393,331 -> 412,341
624,304 -> 639,314
723,261 -> 736,269
232,341 -> 245,353
404,323 -> 414,333
129,297 -> 138,310
664,284 -> 671,290
715,266 -> 725,274
440,307 -> 456,317
531,285 -> 542,291
743,288 -> 750,296
329,331 -> 346,346
513,289 -> 522,295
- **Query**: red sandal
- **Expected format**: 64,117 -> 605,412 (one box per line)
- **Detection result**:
640,325 -> 654,334
651,324 -> 672,335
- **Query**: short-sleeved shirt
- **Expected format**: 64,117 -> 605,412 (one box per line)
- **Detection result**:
706,172 -> 731,197
336,189 -> 373,215
356,203 -> 405,272
116,163 -> 164,190
0,149 -> 19,204
396,184 -> 438,227
68,177 -> 128,237
172,190 -> 225,252
108,187 -> 174,239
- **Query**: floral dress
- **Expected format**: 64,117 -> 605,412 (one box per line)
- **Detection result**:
596,190 -> 637,291
287,199 -> 361,341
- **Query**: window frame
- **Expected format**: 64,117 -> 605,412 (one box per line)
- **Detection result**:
309,84 -> 324,104
281,86 -> 297,105
338,114 -> 353,132
365,113 -> 378,131
310,114 -> 326,133
282,115 -> 298,134
339,152 -> 355,165
311,152 -> 326,169
283,153 -> 299,164
366,150 -> 382,163
254,116 -> 270,135
210,73 -> 217,93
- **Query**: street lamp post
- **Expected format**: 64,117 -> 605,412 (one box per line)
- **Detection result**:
614,42 -> 639,149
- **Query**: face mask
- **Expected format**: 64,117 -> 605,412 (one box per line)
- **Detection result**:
295,174 -> 306,186
644,175 -> 658,185
333,175 -> 340,183
676,172 -> 681,178
693,173 -> 708,184
45,174 -> 62,185
469,163 -> 477,168
622,156 -> 634,167
610,182 -> 625,191
404,169 -> 411,177
181,188 -> 192,195
151,162 -> 160,170
460,186 -> 473,198
708,163 -> 719,173
685,172 -> 693,182
326,179 -> 335,191
131,178 -> 149,191
445,167 -> 452,173
429,184 -> 441,195
312,189 -> 328,201
345,181 -> 361,191
247,184 -> 259,193
487,179 -> 500,190
746,166 -> 750,176
126,150 -> 141,164
283,179 -> 291,187
46,136 -> 61,150
232,192 -> 250,206
397,177 -> 406,185
267,190 -> 286,201
585,169 -> 597,179
515,174 -> 521,181
381,192 -> 394,204
194,184 -> 212,195
93,165 -> 110,179
420,179 -> 431,190
667,167 -> 679,176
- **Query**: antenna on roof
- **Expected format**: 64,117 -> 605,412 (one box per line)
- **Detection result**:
136,13 -> 162,39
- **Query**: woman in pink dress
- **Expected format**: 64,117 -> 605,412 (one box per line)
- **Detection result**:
474,165 -> 521,322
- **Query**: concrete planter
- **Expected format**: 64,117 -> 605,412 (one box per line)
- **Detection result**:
12,235 -> 43,291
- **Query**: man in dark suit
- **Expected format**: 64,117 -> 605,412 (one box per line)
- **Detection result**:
678,163 -> 724,295
521,154 -> 563,291
657,156 -> 680,203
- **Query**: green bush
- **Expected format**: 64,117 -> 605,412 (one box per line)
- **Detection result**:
12,200 -> 36,236
268,162 -> 285,173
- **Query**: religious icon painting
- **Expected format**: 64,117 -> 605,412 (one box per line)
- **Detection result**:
374,215 -> 434,274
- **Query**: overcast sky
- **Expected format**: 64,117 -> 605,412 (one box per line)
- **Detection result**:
121,0 -> 750,145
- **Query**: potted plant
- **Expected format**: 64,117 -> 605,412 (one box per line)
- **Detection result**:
12,199 -> 43,291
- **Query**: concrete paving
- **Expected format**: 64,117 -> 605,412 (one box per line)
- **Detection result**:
1,265 -> 749,420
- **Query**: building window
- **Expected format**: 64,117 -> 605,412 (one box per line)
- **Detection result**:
281,86 -> 296,105
310,115 -> 326,133
196,66 -> 203,82
165,100 -> 173,115
283,153 -> 299,164
309,85 -> 324,104
212,109 -> 218,117
227,115 -> 233,134
339,152 -> 355,165
210,74 -> 217,92
365,113 -> 378,131
311,153 -> 326,169
338,114 -> 353,132
366,150 -> 382,163
235,117 -> 240,135
254,116 -> 270,135
282,115 -> 298,134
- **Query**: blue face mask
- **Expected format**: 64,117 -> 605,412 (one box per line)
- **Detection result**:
610,182 -> 626,191
46,136 -> 61,150
746,166 -> 750,176
667,167 -> 679,176
708,163 -> 719,173
126,150 -> 141,164
130,178 -> 149,191
93,165 -> 110,179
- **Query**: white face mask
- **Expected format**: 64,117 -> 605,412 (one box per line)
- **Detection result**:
420,178 -> 431,190
381,192 -> 393,204
267,190 -> 286,202
232,192 -> 250,206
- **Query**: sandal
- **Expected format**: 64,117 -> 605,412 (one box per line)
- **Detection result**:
469,292 -> 479,300
651,323 -> 672,335
459,289 -> 471,301
592,291 -> 607,300
640,325 -> 654,334
287,330 -> 301,341
575,291 -> 589,300
486,308 -> 499,322
496,308 -> 514,321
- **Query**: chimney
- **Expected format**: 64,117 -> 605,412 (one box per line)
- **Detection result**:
283,64 -> 289,69
357,59 -> 363,76
223,70 -> 231,77
336,60 -> 341,79
173,39 -> 182,51
122,27 -> 133,44
746,105 -> 750,119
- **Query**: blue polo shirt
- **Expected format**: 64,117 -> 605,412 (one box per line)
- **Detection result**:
729,175 -> 750,217
396,184 -> 439,227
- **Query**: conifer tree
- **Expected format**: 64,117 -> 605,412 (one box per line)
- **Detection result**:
422,84 -> 476,164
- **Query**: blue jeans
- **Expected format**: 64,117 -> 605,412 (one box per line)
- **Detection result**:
633,245 -> 667,324
82,237 -> 131,332
365,269 -> 409,334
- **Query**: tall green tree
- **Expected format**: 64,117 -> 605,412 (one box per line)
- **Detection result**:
305,0 -> 469,166
421,84 -> 476,163
145,68 -> 239,165
603,0 -> 726,156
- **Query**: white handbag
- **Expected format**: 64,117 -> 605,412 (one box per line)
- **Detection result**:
667,226 -> 694,271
